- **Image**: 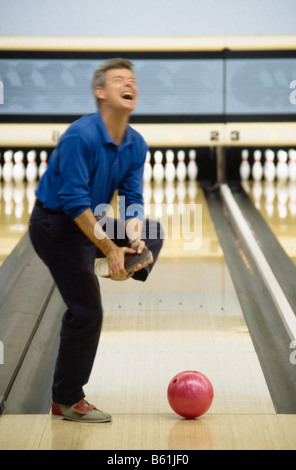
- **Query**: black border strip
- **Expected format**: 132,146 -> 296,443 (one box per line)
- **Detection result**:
0,114 -> 226,124
1,114 -> 296,124
0,50 -> 224,60
1,49 -> 296,60
224,49 -> 296,59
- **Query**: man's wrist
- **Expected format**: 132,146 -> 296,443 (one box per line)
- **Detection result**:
99,237 -> 117,256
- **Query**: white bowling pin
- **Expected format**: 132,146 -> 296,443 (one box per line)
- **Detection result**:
152,151 -> 164,183
187,149 -> 198,181
263,149 -> 276,182
39,151 -> 48,179
252,150 -> 263,181
239,149 -> 251,180
176,150 -> 186,182
276,150 -> 289,182
3,150 -> 14,183
12,151 -> 25,183
143,151 -> 152,183
164,149 -> 176,183
26,150 -> 38,183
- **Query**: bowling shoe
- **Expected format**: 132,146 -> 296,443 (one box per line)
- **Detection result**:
51,398 -> 112,423
95,248 -> 152,280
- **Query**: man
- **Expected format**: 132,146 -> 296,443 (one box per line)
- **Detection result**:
29,58 -> 163,423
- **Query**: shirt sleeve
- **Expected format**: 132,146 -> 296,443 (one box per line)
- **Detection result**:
57,134 -> 93,219
117,137 -> 148,221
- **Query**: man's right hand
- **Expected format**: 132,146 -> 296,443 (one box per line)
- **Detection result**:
106,245 -> 136,280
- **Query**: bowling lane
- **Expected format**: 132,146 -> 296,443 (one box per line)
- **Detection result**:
245,180 -> 296,265
0,182 -> 36,266
1,180 -> 296,450
31,180 -> 280,450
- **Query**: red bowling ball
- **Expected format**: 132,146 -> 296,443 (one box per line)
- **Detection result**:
167,370 -> 214,418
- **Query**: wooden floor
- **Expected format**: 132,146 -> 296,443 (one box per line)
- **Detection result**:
0,180 -> 296,450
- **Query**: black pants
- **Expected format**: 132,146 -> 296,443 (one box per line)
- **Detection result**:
29,203 -> 163,405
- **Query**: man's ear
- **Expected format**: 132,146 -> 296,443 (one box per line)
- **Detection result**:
94,86 -> 105,101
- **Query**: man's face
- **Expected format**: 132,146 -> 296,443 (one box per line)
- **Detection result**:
96,68 -> 138,113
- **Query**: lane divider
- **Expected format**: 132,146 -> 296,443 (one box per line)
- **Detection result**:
220,183 -> 296,342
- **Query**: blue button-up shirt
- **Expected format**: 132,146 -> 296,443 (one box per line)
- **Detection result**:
36,111 -> 147,220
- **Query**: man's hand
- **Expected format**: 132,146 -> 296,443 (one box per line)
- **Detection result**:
106,245 -> 136,280
129,239 -> 153,273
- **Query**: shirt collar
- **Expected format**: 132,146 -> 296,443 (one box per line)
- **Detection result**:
95,110 -> 132,148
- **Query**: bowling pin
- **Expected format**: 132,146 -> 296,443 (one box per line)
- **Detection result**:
252,150 -> 263,181
288,149 -> 296,182
152,150 -> 164,183
39,151 -> 48,179
187,149 -> 198,181
239,149 -> 251,180
276,150 -> 289,182
263,149 -> 276,182
143,151 -> 152,183
164,149 -> 176,183
176,150 -> 186,182
26,150 -> 38,183
12,151 -> 25,183
3,150 -> 14,183
0,153 -> 2,182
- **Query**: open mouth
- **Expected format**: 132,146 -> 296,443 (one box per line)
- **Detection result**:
121,91 -> 134,101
